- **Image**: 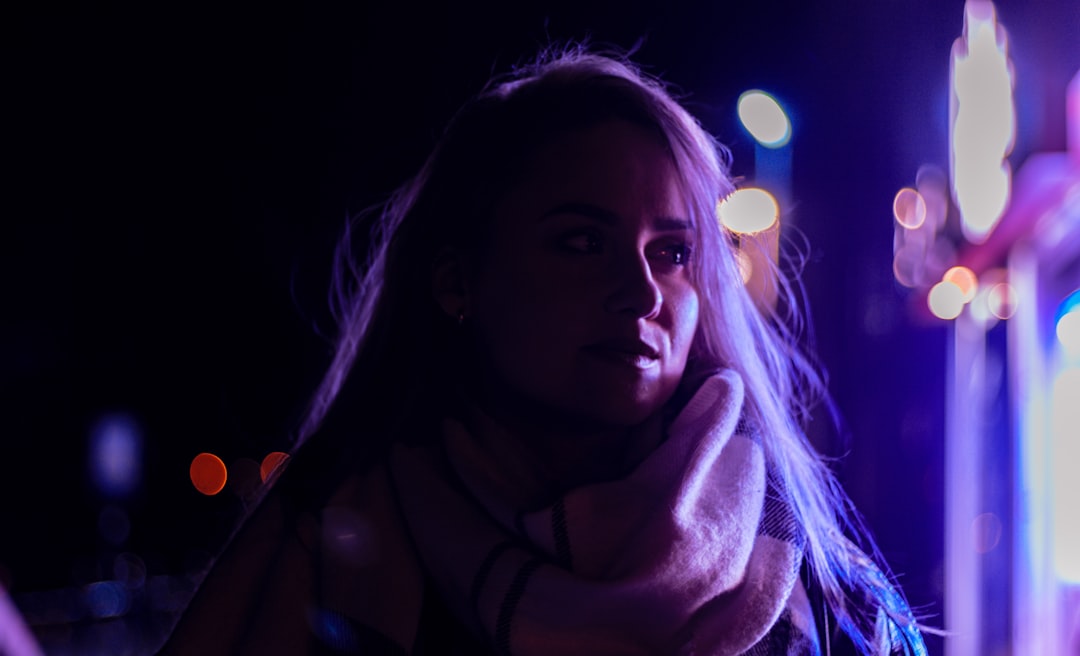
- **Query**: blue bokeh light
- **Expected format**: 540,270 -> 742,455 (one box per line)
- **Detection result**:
88,413 -> 143,500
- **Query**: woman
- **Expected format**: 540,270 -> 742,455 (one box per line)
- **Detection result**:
160,44 -> 928,655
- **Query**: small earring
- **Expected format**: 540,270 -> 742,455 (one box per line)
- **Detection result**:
456,309 -> 466,326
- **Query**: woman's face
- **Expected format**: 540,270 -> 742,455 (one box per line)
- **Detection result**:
465,119 -> 700,429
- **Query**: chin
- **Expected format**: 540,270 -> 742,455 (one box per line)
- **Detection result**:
574,383 -> 676,428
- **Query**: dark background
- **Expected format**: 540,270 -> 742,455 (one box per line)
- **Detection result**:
4,1 -> 1078,653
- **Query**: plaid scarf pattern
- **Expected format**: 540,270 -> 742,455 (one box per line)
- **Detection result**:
390,369 -> 820,655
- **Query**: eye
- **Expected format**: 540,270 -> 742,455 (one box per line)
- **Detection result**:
652,242 -> 692,267
559,230 -> 603,254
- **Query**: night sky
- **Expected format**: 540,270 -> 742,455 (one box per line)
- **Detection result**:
4,1 -> 1078,653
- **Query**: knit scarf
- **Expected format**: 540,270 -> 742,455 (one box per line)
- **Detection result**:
389,369 -> 817,655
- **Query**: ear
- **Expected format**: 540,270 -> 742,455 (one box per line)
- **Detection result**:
431,246 -> 470,321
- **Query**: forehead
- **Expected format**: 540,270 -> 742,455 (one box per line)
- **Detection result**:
502,119 -> 688,221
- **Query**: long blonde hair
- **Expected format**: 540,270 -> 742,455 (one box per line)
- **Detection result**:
297,43 -> 927,654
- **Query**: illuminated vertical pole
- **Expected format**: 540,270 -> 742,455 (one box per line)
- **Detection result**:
946,313 -> 989,656
1009,247 -> 1042,655
1009,240 -> 1059,656
945,312 -> 985,656
945,2 -> 1016,654
1051,295 -> 1080,585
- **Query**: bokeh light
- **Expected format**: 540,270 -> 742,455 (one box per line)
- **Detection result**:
929,280 -> 966,320
916,164 -> 950,234
1057,310 -> 1080,356
968,267 -> 1007,325
83,581 -> 129,620
88,413 -> 142,499
987,282 -> 1018,319
944,266 -> 979,302
893,187 -> 928,229
972,512 -> 1003,553
189,453 -> 227,496
717,188 -> 779,234
892,242 -> 927,289
950,0 -> 1015,243
1056,292 -> 1080,357
260,451 -> 291,483
737,90 -> 792,147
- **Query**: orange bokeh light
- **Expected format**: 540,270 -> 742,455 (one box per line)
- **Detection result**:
190,453 -> 227,496
260,451 -> 291,483
893,187 -> 927,229
943,265 -> 978,302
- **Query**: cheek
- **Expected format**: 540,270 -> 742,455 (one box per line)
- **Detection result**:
470,257 -> 581,362
670,286 -> 700,357
474,247 -> 594,326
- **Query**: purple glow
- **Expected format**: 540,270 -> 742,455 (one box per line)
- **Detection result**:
0,587 -> 44,656
88,413 -> 142,499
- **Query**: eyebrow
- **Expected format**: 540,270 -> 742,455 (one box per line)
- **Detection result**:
539,202 -> 693,231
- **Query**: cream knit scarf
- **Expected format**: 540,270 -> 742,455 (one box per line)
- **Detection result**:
389,369 -> 817,655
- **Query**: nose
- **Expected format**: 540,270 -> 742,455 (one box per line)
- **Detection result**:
604,251 -> 663,319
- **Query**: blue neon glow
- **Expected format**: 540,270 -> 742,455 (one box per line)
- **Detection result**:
89,413 -> 143,499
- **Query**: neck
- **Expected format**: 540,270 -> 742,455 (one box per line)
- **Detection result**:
459,386 -> 665,507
